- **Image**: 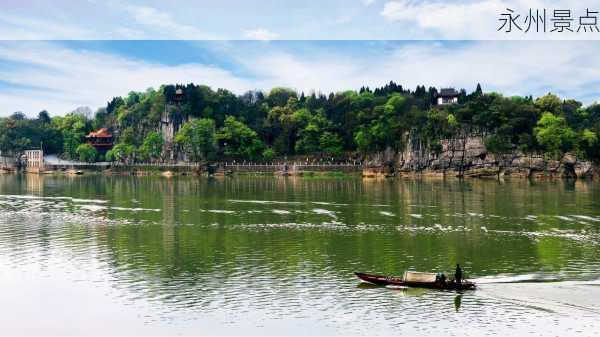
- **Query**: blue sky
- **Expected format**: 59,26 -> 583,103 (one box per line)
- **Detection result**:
2,40 -> 600,116
1,1 -> 600,116
2,0 -> 600,40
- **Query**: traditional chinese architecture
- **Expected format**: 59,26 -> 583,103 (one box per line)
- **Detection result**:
85,128 -> 114,154
436,88 -> 459,105
23,149 -> 44,173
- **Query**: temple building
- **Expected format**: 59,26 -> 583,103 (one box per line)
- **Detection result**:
85,128 -> 114,154
436,88 -> 459,105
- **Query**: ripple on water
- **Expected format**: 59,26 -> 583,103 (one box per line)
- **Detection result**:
2,180 -> 600,336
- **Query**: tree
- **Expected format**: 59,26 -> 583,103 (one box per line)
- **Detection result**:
217,116 -> 264,160
535,94 -> 562,115
175,118 -> 216,162
485,134 -> 512,154
577,129 -> 599,161
76,143 -> 97,163
54,113 -> 88,160
139,132 -> 164,162
534,112 -> 576,159
474,83 -> 483,96
37,110 -> 51,124
0,118 -> 32,159
3,82 -> 600,165
106,143 -> 135,163
319,131 -> 343,156
262,148 -> 275,161
267,87 -> 297,107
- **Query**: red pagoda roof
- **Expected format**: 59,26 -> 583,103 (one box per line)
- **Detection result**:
86,128 -> 112,138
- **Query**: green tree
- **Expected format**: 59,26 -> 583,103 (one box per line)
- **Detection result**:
319,131 -> 343,156
267,87 -> 297,107
54,113 -> 88,160
175,118 -> 216,162
217,116 -> 264,160
262,148 -> 276,161
0,118 -> 33,159
534,112 -> 576,159
485,134 -> 512,154
76,143 -> 98,163
139,132 -> 164,162
106,143 -> 135,163
535,94 -> 562,115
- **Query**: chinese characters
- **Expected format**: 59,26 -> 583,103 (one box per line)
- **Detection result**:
499,8 -> 599,33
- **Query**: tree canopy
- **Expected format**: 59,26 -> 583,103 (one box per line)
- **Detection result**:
2,83 -> 600,164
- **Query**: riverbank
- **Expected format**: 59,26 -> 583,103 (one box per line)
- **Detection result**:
6,133 -> 599,180
364,133 -> 599,180
7,163 -> 599,180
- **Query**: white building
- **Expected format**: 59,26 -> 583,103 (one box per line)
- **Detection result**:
24,149 -> 44,172
436,88 -> 459,105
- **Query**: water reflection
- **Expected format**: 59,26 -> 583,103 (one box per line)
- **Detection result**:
454,294 -> 462,312
0,174 -> 599,335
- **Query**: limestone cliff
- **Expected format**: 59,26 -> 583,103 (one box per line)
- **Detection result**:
368,132 -> 597,179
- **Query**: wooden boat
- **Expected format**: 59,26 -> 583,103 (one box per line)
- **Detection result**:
355,271 -> 476,290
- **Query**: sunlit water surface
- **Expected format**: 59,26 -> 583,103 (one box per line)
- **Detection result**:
1,174 -> 599,336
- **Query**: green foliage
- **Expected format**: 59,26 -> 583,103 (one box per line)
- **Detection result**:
485,134 -> 512,154
535,112 -> 577,159
76,143 -> 97,163
447,113 -> 457,127
267,87 -> 297,107
262,148 -> 276,161
535,94 -> 562,115
54,113 -> 88,160
139,132 -> 164,162
429,140 -> 443,154
106,143 -> 135,163
577,129 -> 599,161
3,82 -> 600,164
175,118 -> 216,162
217,116 -> 264,160
319,132 -> 343,156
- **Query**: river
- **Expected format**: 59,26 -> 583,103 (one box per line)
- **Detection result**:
1,174 -> 599,336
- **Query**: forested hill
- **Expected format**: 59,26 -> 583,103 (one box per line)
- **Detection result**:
1,82 -> 599,164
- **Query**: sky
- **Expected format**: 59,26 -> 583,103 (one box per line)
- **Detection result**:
1,0 -> 600,116
2,0 -> 600,40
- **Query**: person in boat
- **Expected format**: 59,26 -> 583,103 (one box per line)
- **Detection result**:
435,272 -> 447,285
455,264 -> 463,284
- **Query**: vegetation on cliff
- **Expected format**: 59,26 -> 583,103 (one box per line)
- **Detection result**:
1,82 -> 599,163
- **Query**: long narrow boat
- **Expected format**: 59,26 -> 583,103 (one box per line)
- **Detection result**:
355,272 -> 476,290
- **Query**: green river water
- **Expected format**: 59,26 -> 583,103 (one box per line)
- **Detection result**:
0,174 -> 599,336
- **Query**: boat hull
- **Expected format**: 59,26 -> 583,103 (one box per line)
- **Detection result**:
355,272 -> 476,290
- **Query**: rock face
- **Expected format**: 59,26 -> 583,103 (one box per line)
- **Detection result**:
369,132 -> 597,179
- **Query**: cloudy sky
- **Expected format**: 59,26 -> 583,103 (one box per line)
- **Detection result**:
1,1 -> 600,116
2,0 -> 600,40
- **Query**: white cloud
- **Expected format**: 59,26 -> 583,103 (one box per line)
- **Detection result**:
0,14 -> 91,40
379,0 -> 600,39
230,41 -> 600,104
364,0 -> 377,6
0,42 -> 252,116
243,28 -> 279,41
108,1 -> 214,39
115,28 -> 145,39
380,0 -> 512,38
1,41 -> 600,117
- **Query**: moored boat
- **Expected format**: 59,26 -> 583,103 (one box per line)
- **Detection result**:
355,271 -> 476,290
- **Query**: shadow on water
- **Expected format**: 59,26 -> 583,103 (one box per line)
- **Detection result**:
356,282 -> 455,298
454,294 -> 462,312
